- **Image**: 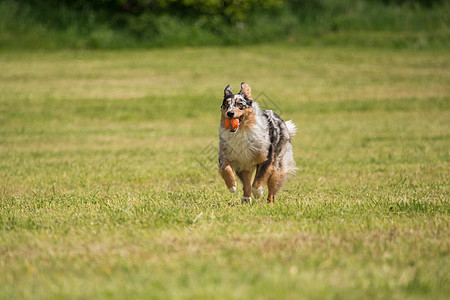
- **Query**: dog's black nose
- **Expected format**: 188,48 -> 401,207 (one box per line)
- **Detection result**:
227,111 -> 234,118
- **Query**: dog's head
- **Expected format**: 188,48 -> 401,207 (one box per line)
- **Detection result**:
220,82 -> 254,133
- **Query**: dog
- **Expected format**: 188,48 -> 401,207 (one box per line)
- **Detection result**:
218,82 -> 296,204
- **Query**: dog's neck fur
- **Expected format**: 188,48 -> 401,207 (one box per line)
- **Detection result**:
219,102 -> 270,171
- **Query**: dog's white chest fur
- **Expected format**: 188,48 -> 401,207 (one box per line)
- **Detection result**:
219,116 -> 269,171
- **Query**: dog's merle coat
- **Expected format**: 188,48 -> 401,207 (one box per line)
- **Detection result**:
218,82 -> 296,204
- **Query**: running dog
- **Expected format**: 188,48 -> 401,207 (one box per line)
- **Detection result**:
218,82 -> 296,204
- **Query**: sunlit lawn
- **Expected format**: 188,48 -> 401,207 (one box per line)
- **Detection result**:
0,45 -> 449,299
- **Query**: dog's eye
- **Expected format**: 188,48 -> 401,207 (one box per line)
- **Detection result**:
222,99 -> 231,109
238,103 -> 246,110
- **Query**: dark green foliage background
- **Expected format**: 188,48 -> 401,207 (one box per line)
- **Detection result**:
1,0 -> 448,48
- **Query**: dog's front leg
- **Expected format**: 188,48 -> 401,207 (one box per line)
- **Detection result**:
252,158 -> 273,199
236,170 -> 253,204
219,160 -> 236,193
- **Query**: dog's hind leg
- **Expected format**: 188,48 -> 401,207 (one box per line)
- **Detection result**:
219,161 -> 236,193
267,170 -> 286,205
236,169 -> 253,204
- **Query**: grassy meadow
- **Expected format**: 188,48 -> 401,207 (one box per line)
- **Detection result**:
0,45 -> 449,299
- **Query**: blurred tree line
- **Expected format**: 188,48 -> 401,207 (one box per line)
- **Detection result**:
2,0 -> 448,48
23,0 -> 445,20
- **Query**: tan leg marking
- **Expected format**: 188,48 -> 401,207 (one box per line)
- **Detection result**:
267,171 -> 286,205
239,170 -> 253,198
220,163 -> 236,191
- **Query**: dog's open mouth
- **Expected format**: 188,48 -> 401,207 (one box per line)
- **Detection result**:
229,116 -> 244,133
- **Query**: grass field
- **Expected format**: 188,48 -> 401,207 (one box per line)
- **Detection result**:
0,45 -> 449,299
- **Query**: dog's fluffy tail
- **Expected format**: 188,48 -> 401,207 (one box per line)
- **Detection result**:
285,120 -> 297,137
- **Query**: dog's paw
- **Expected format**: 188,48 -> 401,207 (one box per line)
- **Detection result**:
241,197 -> 252,205
252,186 -> 263,199
229,186 -> 237,193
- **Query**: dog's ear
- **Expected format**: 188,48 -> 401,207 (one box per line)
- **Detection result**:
239,82 -> 253,100
224,84 -> 233,98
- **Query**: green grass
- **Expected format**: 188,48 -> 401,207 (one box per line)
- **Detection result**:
0,45 -> 449,299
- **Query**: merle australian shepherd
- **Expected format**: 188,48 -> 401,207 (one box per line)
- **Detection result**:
218,82 -> 296,205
